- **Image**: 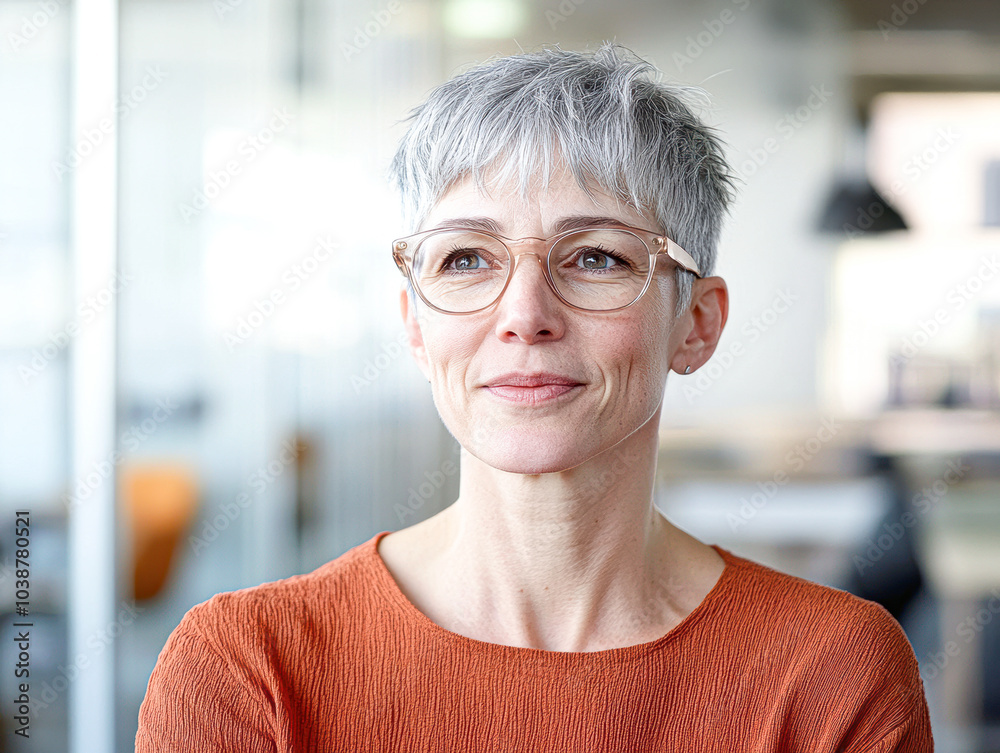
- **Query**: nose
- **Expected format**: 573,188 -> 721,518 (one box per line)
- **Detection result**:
493,249 -> 566,344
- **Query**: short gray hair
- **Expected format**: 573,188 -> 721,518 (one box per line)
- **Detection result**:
388,42 -> 737,314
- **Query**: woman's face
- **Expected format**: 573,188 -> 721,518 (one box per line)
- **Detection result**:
401,166 -> 701,475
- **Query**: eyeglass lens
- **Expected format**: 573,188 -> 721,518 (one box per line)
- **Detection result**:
410,229 -> 652,313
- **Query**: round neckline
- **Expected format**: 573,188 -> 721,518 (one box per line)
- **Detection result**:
367,529 -> 740,665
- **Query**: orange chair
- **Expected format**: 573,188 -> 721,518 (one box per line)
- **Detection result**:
120,464 -> 199,601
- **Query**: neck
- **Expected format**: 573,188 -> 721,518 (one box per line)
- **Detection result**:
424,410 -> 693,651
450,412 -> 661,566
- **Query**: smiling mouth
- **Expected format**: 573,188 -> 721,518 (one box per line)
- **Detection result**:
482,374 -> 583,404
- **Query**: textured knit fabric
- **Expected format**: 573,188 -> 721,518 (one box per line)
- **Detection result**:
136,531 -> 934,752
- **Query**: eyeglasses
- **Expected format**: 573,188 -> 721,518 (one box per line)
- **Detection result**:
391,223 -> 701,315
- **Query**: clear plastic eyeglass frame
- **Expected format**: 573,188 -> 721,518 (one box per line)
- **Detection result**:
391,223 -> 702,315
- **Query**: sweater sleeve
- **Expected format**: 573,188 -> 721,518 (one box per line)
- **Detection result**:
135,606 -> 278,753
865,699 -> 934,753
826,601 -> 935,753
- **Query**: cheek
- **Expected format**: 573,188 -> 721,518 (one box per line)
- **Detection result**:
420,320 -> 484,398
592,310 -> 672,412
629,310 -> 674,399
623,325 -> 671,396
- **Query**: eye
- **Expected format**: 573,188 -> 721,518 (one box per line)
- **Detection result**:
450,251 -> 484,270
576,249 -> 620,270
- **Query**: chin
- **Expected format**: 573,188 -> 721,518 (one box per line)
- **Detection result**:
462,428 -> 596,475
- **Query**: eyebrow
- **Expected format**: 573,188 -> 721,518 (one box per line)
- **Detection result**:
553,216 -> 642,234
430,215 -> 644,235
432,216 -> 504,234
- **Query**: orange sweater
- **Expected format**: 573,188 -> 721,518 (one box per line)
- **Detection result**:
136,531 -> 933,752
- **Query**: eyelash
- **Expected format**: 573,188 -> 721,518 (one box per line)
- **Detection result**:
439,246 -> 494,272
434,240 -> 636,274
569,246 -> 633,272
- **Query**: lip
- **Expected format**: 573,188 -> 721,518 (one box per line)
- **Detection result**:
481,372 -> 584,404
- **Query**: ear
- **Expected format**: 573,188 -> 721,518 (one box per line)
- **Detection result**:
400,286 -> 431,379
669,276 -> 729,374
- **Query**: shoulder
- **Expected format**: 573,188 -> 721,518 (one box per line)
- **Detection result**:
709,548 -> 933,747
718,548 -> 910,641
137,537 -> 384,750
714,547 -> 925,707
717,547 -> 913,649
171,533 -> 382,661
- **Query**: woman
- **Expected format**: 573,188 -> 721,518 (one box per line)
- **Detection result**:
137,44 -> 933,751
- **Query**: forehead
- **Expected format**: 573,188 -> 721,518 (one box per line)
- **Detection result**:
421,165 -> 657,233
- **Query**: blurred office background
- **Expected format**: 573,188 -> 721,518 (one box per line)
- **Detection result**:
1,0 -> 999,750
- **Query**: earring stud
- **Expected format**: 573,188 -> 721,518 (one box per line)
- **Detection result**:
684,365 -> 691,375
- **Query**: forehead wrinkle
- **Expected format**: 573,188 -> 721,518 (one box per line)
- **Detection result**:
426,162 -> 657,239
428,214 -> 656,238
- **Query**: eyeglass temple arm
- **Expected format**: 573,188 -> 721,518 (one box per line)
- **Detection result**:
660,238 -> 702,277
